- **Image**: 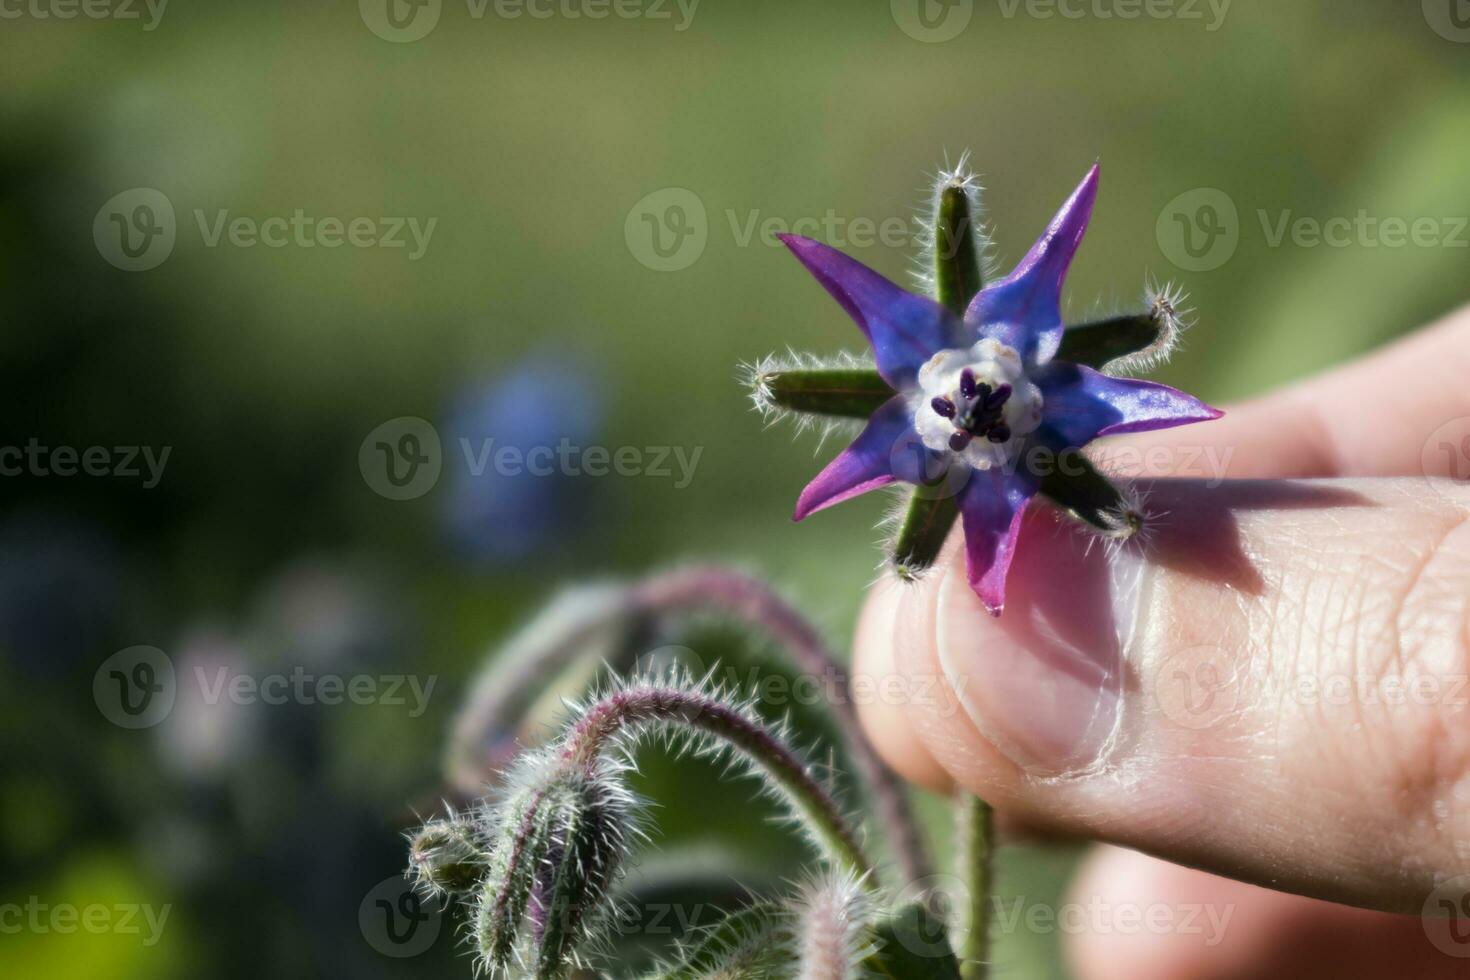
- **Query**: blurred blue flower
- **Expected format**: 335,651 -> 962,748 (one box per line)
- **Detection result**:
440,355 -> 604,565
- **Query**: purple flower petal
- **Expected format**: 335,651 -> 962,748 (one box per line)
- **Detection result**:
779,234 -> 960,387
959,469 -> 1038,615
793,397 -> 913,521
1035,362 -> 1224,448
965,164 -> 1100,365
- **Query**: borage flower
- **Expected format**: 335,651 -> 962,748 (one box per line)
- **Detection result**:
753,163 -> 1221,614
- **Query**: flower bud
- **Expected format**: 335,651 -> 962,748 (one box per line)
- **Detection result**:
408,817 -> 489,899
473,759 -> 636,977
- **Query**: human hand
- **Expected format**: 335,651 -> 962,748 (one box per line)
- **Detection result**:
854,304 -> 1470,978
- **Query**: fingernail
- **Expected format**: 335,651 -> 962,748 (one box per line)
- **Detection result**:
934,520 -> 1133,776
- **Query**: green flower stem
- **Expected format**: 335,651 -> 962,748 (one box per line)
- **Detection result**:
934,172 -> 997,980
957,795 -> 994,980
761,367 -> 895,417
562,685 -> 876,887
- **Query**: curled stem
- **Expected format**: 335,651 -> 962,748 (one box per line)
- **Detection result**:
561,683 -> 875,887
630,566 -> 931,885
449,565 -> 931,886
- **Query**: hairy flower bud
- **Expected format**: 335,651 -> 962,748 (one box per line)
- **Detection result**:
408,816 -> 490,899
473,758 -> 637,977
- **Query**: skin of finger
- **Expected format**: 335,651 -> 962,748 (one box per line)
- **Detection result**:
853,303 -> 1470,786
854,573 -> 955,792
853,477 -> 1470,911
1099,302 -> 1470,482
1064,845 -> 1469,980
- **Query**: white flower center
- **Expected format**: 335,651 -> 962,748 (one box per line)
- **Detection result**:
912,339 -> 1044,470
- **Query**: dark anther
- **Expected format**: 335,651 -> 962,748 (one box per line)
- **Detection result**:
959,369 -> 978,399
984,384 -> 1012,410
949,431 -> 973,452
986,424 -> 1011,444
931,396 -> 956,419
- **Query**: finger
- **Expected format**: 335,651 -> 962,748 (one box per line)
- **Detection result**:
853,476 -> 1470,911
1064,846 -> 1468,980
854,574 -> 955,792
1100,301 -> 1470,481
855,306 -> 1470,808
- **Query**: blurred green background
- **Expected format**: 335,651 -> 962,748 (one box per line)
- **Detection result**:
1,1 -> 1468,976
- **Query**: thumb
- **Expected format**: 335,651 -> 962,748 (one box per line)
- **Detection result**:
853,476 -> 1470,913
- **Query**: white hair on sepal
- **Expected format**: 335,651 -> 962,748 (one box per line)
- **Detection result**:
737,349 -> 874,452
1101,278 -> 1192,377
911,150 -> 998,300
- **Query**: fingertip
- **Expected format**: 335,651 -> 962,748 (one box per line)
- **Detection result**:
852,571 -> 955,794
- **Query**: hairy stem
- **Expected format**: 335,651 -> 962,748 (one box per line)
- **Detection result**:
631,566 -> 931,885
449,565 -> 931,885
561,685 -> 875,886
956,795 -> 994,980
